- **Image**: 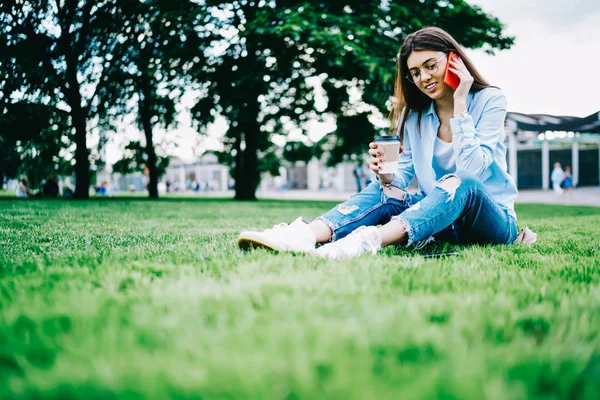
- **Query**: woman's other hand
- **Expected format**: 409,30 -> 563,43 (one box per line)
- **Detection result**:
368,142 -> 403,174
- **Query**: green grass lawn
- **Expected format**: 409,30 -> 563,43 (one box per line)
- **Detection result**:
1,197 -> 599,400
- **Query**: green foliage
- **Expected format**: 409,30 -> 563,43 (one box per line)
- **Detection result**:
0,200 -> 599,398
0,102 -> 72,187
258,148 -> 282,177
96,0 -> 205,134
283,141 -> 323,164
95,0 -> 206,198
0,0 -> 135,197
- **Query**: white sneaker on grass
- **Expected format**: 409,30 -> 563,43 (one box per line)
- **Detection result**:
314,226 -> 382,260
237,217 -> 316,253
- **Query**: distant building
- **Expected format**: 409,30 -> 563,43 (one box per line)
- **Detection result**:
505,111 -> 600,189
264,158 -> 369,193
95,153 -> 230,194
163,153 -> 230,192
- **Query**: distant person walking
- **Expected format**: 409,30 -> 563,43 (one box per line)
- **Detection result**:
551,162 -> 564,194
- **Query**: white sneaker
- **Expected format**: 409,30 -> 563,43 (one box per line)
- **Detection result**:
314,226 -> 382,260
237,217 -> 316,253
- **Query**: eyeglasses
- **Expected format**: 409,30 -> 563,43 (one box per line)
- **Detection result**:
406,53 -> 448,84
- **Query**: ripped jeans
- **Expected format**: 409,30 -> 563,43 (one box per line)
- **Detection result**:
318,171 -> 518,246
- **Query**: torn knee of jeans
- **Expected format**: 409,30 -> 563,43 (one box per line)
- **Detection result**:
337,204 -> 359,215
436,175 -> 461,202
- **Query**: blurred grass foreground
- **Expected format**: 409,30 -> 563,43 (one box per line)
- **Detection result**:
1,198 -> 600,399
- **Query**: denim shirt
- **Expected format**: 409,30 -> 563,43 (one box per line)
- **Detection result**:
391,87 -> 518,216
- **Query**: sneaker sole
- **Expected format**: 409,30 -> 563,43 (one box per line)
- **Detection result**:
237,232 -> 281,252
237,232 -> 314,254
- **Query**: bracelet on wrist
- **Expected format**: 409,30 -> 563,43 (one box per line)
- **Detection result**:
453,111 -> 469,119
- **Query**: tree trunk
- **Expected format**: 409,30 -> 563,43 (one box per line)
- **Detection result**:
64,58 -> 90,199
139,84 -> 159,199
233,30 -> 261,201
234,121 -> 259,201
72,107 -> 90,199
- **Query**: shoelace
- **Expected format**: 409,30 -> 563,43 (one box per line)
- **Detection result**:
413,236 -> 435,250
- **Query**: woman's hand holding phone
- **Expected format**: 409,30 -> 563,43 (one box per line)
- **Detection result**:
446,53 -> 474,112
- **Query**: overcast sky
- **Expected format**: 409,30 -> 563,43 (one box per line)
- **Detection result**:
466,0 -> 600,117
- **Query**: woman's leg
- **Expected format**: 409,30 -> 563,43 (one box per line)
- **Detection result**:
390,172 -> 517,246
314,171 -> 518,259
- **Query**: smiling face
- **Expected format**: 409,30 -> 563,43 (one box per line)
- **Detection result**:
406,50 -> 453,101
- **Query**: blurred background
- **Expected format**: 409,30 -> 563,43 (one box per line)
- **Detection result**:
1,0 -> 598,201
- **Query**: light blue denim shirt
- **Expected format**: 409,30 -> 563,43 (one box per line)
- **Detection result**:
391,87 -> 518,217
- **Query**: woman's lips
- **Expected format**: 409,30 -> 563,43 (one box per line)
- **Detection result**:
424,82 -> 438,92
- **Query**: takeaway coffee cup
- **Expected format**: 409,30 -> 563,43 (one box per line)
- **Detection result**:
374,135 -> 401,179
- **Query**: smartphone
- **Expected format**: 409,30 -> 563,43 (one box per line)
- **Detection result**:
444,51 -> 460,90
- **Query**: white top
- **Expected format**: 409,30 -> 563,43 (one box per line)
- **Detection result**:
551,167 -> 564,185
432,136 -> 456,179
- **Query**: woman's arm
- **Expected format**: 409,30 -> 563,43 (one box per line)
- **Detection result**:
447,56 -> 507,177
450,92 -> 507,176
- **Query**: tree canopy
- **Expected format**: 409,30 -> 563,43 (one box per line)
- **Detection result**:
0,0 -> 131,198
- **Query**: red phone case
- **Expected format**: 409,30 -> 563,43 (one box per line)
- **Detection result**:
444,51 -> 460,90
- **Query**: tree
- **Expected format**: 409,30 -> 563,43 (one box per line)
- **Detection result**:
0,0 -> 130,198
96,0 -> 206,198
191,0 -> 513,200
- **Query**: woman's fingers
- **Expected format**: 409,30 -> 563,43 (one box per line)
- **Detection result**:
448,67 -> 465,78
449,58 -> 470,77
369,162 -> 380,173
369,154 -> 383,172
368,142 -> 383,158
368,148 -> 381,157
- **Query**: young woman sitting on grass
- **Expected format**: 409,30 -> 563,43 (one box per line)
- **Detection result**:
238,26 -> 526,259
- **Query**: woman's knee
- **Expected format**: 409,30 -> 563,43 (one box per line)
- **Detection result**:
437,171 -> 481,191
434,171 -> 482,201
